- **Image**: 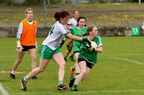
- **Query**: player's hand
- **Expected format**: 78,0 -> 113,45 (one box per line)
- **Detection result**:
82,38 -> 91,47
87,47 -> 95,52
35,42 -> 38,49
16,41 -> 23,52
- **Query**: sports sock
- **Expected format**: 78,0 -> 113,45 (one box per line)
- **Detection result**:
73,84 -> 78,89
70,54 -> 74,57
75,73 -> 80,75
11,70 -> 15,74
72,67 -> 75,71
64,56 -> 67,59
71,75 -> 75,80
58,81 -> 63,85
23,77 -> 28,82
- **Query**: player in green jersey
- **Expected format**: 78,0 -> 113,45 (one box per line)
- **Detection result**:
69,16 -> 87,77
69,25 -> 103,92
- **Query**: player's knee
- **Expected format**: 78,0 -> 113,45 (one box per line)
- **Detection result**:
39,68 -> 45,72
81,70 -> 87,76
59,62 -> 66,68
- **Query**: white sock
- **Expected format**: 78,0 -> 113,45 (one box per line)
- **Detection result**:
11,70 -> 15,74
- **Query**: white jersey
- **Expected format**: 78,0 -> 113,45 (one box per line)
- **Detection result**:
67,18 -> 77,29
42,21 -> 69,50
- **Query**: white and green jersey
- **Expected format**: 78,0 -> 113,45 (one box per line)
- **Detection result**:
42,21 -> 70,50
78,36 -> 103,64
67,18 -> 77,29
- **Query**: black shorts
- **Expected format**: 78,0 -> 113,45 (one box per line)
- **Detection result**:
78,58 -> 94,69
22,45 -> 36,51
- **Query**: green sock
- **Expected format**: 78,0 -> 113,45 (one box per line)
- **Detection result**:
58,81 -> 63,85
23,77 -> 28,82
71,75 -> 75,80
73,84 -> 78,89
76,73 -> 80,75
64,56 -> 67,59
71,55 -> 74,57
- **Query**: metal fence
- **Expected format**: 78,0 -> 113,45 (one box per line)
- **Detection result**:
0,4 -> 143,28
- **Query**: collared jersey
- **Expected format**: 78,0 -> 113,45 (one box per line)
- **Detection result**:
78,36 -> 103,64
67,18 -> 77,29
70,27 -> 87,52
16,19 -> 37,46
42,21 -> 70,50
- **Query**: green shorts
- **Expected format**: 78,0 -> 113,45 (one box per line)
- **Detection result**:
39,45 -> 61,60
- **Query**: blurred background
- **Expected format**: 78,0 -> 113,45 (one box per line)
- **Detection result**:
0,0 -> 144,37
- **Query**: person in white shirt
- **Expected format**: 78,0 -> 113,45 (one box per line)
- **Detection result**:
20,11 -> 91,91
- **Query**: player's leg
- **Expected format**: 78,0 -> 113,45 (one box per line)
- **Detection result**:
20,58 -> 50,91
69,40 -> 75,61
64,40 -> 73,61
70,52 -> 80,76
69,52 -> 75,61
20,45 -> 51,91
71,60 -> 87,92
64,49 -> 71,61
28,48 -> 38,79
81,67 -> 91,81
53,52 -> 69,90
10,51 -> 25,79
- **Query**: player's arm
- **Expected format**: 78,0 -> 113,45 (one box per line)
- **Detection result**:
35,21 -> 38,49
65,33 -> 91,46
16,22 -> 23,52
95,45 -> 103,53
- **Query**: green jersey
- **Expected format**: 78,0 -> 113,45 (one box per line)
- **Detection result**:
70,27 -> 87,52
78,36 -> 103,64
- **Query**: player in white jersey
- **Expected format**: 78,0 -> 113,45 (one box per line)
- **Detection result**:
20,11 -> 91,91
63,11 -> 80,61
67,11 -> 79,29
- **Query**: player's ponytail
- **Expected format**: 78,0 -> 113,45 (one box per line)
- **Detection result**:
54,12 -> 60,21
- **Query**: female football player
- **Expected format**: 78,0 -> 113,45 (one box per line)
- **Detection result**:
10,7 -> 38,79
69,25 -> 103,92
69,16 -> 87,77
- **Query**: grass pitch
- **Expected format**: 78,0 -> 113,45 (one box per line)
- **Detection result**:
1,36 -> 144,95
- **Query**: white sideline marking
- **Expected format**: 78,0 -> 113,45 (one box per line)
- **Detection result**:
0,83 -> 9,95
16,90 -> 144,94
113,57 -> 144,65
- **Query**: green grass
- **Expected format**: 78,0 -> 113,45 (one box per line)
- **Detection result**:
1,36 -> 144,95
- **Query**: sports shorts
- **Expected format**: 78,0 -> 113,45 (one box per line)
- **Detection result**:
78,58 -> 94,69
22,45 -> 36,51
39,45 -> 61,60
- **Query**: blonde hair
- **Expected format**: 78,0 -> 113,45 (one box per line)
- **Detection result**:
25,7 -> 33,14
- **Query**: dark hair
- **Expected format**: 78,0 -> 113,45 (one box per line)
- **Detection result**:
54,11 -> 69,21
83,25 -> 96,36
77,16 -> 86,26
